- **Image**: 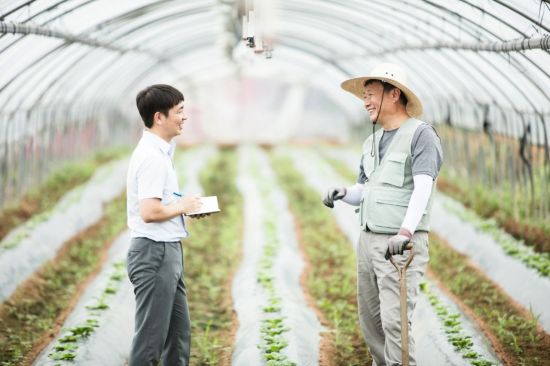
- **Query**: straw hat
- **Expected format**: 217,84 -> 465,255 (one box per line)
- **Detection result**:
341,63 -> 423,118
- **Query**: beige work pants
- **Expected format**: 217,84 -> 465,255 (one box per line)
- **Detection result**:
356,230 -> 429,366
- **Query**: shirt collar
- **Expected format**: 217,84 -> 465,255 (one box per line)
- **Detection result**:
142,130 -> 173,156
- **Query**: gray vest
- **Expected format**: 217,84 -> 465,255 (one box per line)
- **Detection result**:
359,118 -> 434,233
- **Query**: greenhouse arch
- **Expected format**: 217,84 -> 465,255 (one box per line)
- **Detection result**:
0,1 -> 549,366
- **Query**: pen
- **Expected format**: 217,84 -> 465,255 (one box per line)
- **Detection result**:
173,192 -> 183,197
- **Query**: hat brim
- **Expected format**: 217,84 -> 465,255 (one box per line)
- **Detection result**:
341,76 -> 423,118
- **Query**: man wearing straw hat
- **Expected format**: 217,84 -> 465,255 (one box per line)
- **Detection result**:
323,63 -> 443,366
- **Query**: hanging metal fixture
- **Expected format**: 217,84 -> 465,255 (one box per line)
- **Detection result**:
241,0 -> 275,59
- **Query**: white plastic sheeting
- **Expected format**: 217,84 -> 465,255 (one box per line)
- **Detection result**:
0,157 -> 129,302
431,194 -> 550,334
414,280 -> 501,366
232,145 -> 322,365
32,230 -> 134,366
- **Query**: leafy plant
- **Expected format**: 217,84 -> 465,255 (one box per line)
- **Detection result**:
48,351 -> 76,361
437,171 -> 550,254
420,281 -> 495,365
184,148 -> 244,366
47,260 -> 126,363
0,195 -> 127,366
428,233 -> 550,365
443,198 -> 550,277
271,152 -> 371,365
243,151 -> 298,366
0,146 -> 130,243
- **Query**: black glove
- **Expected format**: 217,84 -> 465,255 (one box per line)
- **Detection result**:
385,234 -> 410,260
322,187 -> 346,208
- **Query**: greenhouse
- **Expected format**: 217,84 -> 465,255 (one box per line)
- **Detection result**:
0,0 -> 549,365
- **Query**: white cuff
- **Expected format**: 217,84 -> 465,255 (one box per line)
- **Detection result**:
342,183 -> 364,206
401,174 -> 433,234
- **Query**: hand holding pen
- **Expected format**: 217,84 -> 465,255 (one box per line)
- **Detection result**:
172,192 -> 202,216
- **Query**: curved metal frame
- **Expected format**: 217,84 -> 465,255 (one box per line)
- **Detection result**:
0,0 -> 548,122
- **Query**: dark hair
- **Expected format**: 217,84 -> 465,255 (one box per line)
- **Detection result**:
136,84 -> 184,128
364,79 -> 407,106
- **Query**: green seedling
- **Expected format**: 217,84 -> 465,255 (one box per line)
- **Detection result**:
58,335 -> 78,343
428,232 -> 550,365
104,286 -> 117,294
270,152 -> 372,365
47,262 -> 125,362
444,200 -> 550,277
0,147 -> 129,248
85,300 -> 109,311
69,323 -> 96,337
420,281 -> 494,365
263,304 -> 281,313
471,360 -> 495,366
251,155 -> 298,366
109,272 -> 125,281
463,351 -> 479,359
182,149 -> 244,365
48,351 -> 76,360
53,343 -> 78,352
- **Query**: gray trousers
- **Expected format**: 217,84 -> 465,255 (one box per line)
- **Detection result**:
356,230 -> 429,366
127,237 -> 191,366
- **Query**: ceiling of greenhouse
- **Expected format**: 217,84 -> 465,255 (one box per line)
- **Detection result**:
0,0 -> 549,138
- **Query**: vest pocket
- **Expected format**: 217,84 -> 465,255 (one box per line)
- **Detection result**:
372,198 -> 408,231
380,152 -> 407,187
375,198 -> 409,206
365,187 -> 411,233
376,198 -> 428,214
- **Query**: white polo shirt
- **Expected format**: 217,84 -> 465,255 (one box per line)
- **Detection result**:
126,130 -> 188,241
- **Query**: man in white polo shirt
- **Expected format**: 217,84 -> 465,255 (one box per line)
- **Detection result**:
126,84 -> 203,366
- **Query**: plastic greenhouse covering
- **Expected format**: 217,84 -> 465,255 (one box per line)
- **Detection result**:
0,0 -> 548,205
0,1 -> 549,366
